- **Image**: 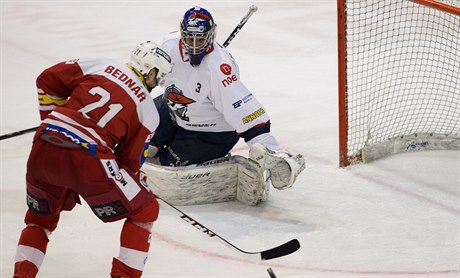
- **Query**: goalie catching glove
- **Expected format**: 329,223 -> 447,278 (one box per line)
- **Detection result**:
249,143 -> 305,190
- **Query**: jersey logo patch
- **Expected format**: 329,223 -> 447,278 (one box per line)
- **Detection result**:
221,75 -> 238,87
220,64 -> 238,87
165,84 -> 196,122
220,64 -> 232,75
232,93 -> 253,109
242,108 -> 266,124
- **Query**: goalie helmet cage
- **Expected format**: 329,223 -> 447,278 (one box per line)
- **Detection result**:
337,0 -> 460,167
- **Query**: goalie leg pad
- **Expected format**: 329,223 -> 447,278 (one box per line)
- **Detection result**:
141,156 -> 238,205
141,155 -> 268,206
249,143 -> 306,190
233,156 -> 266,206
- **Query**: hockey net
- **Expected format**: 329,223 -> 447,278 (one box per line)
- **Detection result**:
337,0 -> 460,166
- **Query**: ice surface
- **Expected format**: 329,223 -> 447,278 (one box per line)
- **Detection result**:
1,1 -> 459,277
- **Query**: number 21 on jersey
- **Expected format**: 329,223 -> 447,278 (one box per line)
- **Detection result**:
78,86 -> 123,128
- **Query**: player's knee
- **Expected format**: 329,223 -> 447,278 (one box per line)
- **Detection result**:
24,210 -> 59,233
25,223 -> 52,238
129,196 -> 159,224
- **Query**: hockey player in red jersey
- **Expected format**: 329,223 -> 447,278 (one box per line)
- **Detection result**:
12,41 -> 172,278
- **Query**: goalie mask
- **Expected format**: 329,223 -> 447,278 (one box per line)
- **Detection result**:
129,41 -> 172,88
180,6 -> 216,66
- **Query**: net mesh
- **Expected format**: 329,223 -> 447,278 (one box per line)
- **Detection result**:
343,0 -> 460,162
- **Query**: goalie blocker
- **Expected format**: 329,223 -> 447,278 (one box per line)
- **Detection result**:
141,144 -> 305,206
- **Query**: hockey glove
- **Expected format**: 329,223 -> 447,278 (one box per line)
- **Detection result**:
249,143 -> 305,190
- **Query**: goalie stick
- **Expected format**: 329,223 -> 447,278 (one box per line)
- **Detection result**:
223,5 -> 258,47
157,195 -> 300,260
1,6 -> 259,141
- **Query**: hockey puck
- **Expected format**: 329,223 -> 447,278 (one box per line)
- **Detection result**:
267,267 -> 277,278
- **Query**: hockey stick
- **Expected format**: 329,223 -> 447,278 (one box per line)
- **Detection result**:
2,7 -> 258,141
223,5 -> 258,47
157,195 -> 300,260
0,126 -> 38,141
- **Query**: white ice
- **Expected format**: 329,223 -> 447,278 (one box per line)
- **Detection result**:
1,1 -> 459,277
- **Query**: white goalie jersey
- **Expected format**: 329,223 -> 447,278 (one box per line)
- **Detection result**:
160,32 -> 271,134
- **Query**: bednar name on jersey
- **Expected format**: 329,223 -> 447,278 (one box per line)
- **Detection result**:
104,65 -> 147,102
36,58 -> 159,172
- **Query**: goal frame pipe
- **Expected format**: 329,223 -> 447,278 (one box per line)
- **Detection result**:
337,0 -> 349,167
409,0 -> 460,16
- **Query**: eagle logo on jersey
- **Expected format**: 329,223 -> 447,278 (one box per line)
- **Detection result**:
164,84 -> 196,121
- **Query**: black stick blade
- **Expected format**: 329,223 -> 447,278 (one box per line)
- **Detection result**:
260,239 -> 300,260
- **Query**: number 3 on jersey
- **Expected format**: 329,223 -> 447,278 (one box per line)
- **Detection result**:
78,86 -> 123,128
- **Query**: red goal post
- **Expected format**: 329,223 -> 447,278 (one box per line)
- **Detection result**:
337,0 -> 460,167
409,0 -> 460,16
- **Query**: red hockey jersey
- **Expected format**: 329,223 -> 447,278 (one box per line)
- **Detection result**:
35,58 -> 159,173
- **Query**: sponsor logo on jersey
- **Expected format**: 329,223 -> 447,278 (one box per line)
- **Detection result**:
92,200 -> 128,220
42,124 -> 98,156
232,100 -> 243,108
102,160 -> 141,201
185,123 -> 217,127
221,75 -> 238,87
220,63 -> 239,87
220,63 -> 232,75
232,93 -> 253,108
106,161 -> 128,187
165,84 -> 196,122
242,107 -> 266,124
